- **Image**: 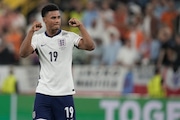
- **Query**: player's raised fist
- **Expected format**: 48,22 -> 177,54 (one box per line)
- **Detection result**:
68,18 -> 81,27
31,21 -> 42,32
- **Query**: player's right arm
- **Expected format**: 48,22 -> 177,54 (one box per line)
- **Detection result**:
19,21 -> 42,58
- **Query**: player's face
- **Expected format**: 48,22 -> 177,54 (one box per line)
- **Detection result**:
43,10 -> 61,31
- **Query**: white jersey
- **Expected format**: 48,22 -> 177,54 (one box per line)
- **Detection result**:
31,30 -> 82,96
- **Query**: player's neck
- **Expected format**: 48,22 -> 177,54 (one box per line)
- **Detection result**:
45,29 -> 61,37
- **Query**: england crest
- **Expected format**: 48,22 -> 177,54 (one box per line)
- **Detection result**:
58,39 -> 66,50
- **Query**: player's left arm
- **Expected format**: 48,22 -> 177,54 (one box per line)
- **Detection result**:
68,18 -> 95,51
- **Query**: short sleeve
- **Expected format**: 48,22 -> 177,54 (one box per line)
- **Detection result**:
31,34 -> 38,50
70,32 -> 82,47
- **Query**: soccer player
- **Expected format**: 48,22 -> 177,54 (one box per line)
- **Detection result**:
19,3 -> 95,120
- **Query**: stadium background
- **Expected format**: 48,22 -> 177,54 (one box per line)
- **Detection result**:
0,0 -> 180,120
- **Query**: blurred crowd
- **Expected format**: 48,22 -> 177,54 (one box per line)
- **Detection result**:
0,0 -> 180,71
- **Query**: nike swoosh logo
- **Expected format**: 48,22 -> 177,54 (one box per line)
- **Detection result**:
41,44 -> 46,47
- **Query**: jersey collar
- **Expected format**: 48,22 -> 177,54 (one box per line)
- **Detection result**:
45,30 -> 61,38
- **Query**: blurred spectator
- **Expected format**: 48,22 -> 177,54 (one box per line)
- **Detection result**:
11,8 -> 26,30
87,0 -> 116,42
86,17 -> 104,40
122,70 -> 134,94
4,26 -> 23,64
99,0 -> 114,24
129,2 -> 142,15
0,66 -> 19,94
82,1 -> 99,29
147,67 -> 166,98
150,38 -> 161,64
174,10 -> 180,35
87,38 -> 103,66
0,2 -> 9,35
127,14 -> 144,51
116,39 -> 139,70
139,34 -> 152,65
139,33 -> 161,65
0,1 -> 6,15
102,18 -> 120,46
172,33 -> 180,72
113,2 -> 129,41
151,0 -> 168,20
131,0 -> 150,9
157,26 -> 174,68
0,36 -> 16,64
142,3 -> 160,39
160,0 -> 178,33
101,27 -> 122,66
87,3 -> 115,45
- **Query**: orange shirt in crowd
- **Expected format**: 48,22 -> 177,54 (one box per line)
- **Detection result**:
127,29 -> 144,50
161,11 -> 178,32
5,31 -> 22,60
114,12 -> 129,40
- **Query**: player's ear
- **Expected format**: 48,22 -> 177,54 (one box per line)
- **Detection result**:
43,17 -> 46,23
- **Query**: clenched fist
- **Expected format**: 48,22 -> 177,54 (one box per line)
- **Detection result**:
31,21 -> 42,32
68,18 -> 82,27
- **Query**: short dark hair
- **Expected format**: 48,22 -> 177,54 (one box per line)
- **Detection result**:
41,3 -> 59,17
